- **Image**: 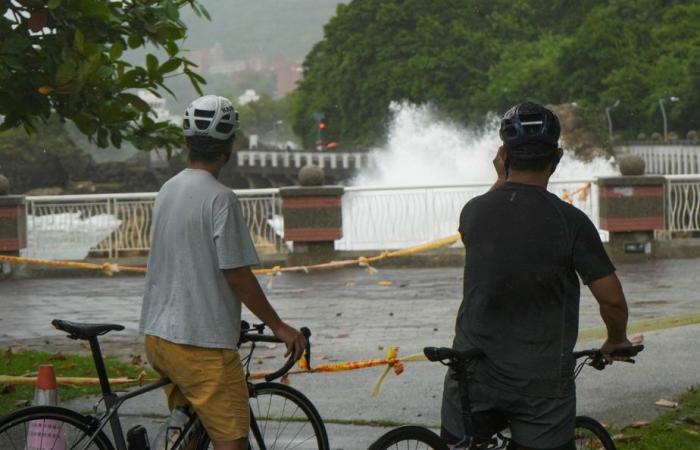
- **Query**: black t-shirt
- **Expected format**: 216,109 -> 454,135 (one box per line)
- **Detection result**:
454,182 -> 615,398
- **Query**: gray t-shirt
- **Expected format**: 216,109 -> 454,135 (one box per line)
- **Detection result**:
139,169 -> 260,349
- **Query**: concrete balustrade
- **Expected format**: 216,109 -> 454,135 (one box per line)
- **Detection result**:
236,150 -> 374,171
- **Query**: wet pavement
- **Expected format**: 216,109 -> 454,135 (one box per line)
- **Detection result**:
1,258 -> 699,448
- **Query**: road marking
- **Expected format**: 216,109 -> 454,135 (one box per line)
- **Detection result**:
578,313 -> 700,342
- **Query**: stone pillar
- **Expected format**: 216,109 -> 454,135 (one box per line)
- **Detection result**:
598,176 -> 665,259
0,175 -> 27,275
280,165 -> 343,265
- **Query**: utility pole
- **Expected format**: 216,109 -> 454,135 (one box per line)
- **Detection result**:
604,100 -> 620,142
659,96 -> 679,141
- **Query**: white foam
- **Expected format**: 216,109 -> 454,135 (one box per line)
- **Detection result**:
353,102 -> 617,186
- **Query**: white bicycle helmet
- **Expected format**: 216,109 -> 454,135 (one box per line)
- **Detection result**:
182,95 -> 239,141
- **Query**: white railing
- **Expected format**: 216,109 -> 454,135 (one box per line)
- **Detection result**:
667,175 -> 700,232
237,151 -> 374,170
24,189 -> 283,260
615,144 -> 700,174
336,180 -> 597,251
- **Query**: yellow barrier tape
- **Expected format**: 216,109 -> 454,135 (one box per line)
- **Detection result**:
560,182 -> 591,205
0,255 -> 146,276
0,233 -> 461,277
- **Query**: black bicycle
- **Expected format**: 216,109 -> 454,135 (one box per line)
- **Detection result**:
0,319 -> 330,450
369,345 -> 644,450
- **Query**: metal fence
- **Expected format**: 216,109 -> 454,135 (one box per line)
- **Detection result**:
24,189 -> 283,260
615,144 -> 700,175
667,175 -> 700,233
336,180 -> 597,250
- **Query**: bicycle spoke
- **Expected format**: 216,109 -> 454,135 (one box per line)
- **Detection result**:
249,387 -> 325,450
286,432 -> 315,450
271,396 -> 289,449
0,413 -> 105,450
275,401 -> 303,448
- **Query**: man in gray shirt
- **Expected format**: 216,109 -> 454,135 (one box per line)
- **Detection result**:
140,95 -> 306,450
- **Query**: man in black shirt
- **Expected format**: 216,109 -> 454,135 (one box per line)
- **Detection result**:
440,103 -> 633,450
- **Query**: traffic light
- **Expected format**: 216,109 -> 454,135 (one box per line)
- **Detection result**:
319,121 -> 326,129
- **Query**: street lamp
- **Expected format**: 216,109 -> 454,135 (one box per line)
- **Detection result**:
604,99 -> 620,142
659,96 -> 679,141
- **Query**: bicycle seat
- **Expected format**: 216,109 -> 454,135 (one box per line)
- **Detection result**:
52,319 -> 125,340
424,347 -> 484,363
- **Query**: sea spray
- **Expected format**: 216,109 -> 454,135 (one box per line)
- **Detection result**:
353,102 -> 617,187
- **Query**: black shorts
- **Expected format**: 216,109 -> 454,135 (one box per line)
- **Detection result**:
441,379 -> 576,449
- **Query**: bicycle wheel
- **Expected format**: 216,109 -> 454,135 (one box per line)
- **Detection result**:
0,405 -> 114,450
197,382 -> 329,450
575,416 -> 616,450
369,425 -> 448,450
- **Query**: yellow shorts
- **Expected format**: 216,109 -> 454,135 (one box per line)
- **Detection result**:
144,335 -> 250,441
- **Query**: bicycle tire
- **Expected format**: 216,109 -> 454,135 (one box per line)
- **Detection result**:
197,382 -> 329,450
369,425 -> 448,450
0,405 -> 114,450
574,416 -> 616,450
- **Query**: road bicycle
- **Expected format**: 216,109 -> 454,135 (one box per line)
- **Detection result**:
369,344 -> 644,450
0,319 -> 330,450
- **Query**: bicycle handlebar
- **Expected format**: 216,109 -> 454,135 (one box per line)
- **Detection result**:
239,322 -> 312,382
574,344 -> 644,370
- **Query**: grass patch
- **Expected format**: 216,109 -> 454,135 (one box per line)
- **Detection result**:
615,386 -> 700,450
0,349 -> 154,417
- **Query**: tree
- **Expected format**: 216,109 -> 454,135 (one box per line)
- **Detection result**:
0,0 -> 210,152
292,0 -> 700,146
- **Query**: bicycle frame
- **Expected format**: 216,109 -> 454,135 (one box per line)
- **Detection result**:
77,332 -> 294,450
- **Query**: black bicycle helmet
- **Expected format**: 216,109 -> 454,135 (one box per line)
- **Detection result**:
499,102 -> 560,149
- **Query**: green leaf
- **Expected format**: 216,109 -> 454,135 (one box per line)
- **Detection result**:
121,93 -> 151,113
47,0 -> 62,9
109,130 -> 123,148
74,30 -> 84,52
81,0 -> 111,18
95,65 -> 114,79
109,42 -> 124,61
158,57 -> 181,75
56,62 -> 75,85
164,0 -> 179,21
198,4 -> 211,20
146,54 -> 158,74
73,114 -> 98,135
127,34 -> 142,49
96,127 -> 109,148
165,41 -> 178,56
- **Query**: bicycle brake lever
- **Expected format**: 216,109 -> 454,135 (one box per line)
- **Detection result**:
301,327 -> 312,371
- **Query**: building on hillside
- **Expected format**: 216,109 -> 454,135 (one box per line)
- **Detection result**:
186,44 -> 302,97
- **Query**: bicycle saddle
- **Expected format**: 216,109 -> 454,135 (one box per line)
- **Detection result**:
52,319 -> 125,340
424,347 -> 484,362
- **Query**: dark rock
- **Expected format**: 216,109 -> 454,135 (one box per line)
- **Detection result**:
548,103 -> 610,161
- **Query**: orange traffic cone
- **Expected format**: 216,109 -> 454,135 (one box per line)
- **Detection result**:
33,365 -> 59,406
27,364 -> 66,450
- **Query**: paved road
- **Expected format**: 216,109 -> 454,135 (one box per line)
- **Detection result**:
1,258 -> 699,448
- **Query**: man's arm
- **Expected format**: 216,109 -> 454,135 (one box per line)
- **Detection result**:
489,145 -> 507,192
588,273 -> 633,360
224,266 -> 306,360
